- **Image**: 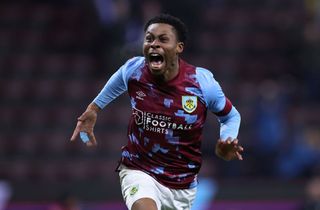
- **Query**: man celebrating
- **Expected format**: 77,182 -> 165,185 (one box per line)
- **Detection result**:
71,14 -> 243,210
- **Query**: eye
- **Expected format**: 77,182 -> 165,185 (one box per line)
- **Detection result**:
145,35 -> 153,43
160,37 -> 169,43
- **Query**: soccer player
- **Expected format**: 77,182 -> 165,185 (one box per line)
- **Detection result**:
71,14 -> 243,210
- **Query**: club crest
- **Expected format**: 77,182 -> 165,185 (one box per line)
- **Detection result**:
129,185 -> 139,196
182,96 -> 197,113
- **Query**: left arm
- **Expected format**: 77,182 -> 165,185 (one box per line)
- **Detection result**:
196,67 -> 243,161
215,101 -> 243,161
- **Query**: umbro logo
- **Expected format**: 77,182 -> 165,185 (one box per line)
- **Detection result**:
136,91 -> 146,100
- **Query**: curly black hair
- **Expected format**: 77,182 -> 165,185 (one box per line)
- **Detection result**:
144,14 -> 188,44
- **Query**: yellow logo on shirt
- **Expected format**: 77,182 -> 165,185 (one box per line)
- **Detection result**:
182,96 -> 197,113
129,185 -> 139,196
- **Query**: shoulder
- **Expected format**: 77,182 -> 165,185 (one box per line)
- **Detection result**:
120,56 -> 145,81
194,66 -> 218,88
180,59 -> 219,90
123,56 -> 145,69
181,60 -> 219,93
194,66 -> 225,110
195,67 -> 214,79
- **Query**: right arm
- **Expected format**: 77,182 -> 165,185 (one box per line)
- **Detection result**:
70,57 -> 145,146
70,102 -> 100,146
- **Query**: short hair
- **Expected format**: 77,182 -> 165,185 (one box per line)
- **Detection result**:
144,14 -> 188,44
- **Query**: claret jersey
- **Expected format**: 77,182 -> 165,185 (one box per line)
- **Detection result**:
93,56 -> 240,189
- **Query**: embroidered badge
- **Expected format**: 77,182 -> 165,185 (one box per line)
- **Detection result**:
136,91 -> 146,100
129,185 -> 139,196
182,96 -> 197,113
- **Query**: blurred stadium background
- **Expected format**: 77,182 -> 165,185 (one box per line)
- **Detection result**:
0,0 -> 319,209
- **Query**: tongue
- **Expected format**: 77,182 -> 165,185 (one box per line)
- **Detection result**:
151,60 -> 162,68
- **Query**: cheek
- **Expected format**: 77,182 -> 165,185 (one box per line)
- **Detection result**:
142,45 -> 148,55
165,47 -> 178,57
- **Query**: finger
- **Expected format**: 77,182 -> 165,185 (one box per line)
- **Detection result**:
86,139 -> 97,147
216,139 -> 224,147
232,139 -> 238,145
236,151 -> 243,160
225,137 -> 232,144
86,132 -> 97,147
237,146 -> 244,151
233,144 -> 244,152
77,112 -> 87,122
217,140 -> 227,148
70,126 -> 80,141
70,121 -> 83,141
90,135 -> 97,146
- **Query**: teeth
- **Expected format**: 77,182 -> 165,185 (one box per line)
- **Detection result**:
150,53 -> 160,57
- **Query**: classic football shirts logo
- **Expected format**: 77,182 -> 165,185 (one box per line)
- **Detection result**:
132,107 -> 192,134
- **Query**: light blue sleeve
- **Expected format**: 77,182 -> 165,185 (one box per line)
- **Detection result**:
196,67 -> 241,141
218,107 -> 241,141
93,56 -> 145,109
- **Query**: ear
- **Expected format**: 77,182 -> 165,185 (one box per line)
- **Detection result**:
176,42 -> 184,54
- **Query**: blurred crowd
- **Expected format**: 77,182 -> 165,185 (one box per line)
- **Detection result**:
0,0 -> 319,203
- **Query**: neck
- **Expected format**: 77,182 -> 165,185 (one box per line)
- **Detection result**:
162,57 -> 180,82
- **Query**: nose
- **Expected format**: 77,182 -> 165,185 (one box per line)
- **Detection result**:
150,39 -> 160,48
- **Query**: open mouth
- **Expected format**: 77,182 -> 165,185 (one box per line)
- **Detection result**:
149,53 -> 164,69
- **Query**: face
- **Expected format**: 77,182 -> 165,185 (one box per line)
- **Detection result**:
143,23 -> 184,76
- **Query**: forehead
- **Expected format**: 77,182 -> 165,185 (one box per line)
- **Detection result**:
145,23 -> 177,37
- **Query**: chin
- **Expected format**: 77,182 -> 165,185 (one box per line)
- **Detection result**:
150,68 -> 165,76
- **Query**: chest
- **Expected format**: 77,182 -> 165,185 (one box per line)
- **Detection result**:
128,78 -> 206,124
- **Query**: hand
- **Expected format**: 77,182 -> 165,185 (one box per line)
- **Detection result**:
70,104 -> 99,146
215,137 -> 243,161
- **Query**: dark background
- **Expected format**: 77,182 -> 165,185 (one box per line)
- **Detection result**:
0,0 -> 319,209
